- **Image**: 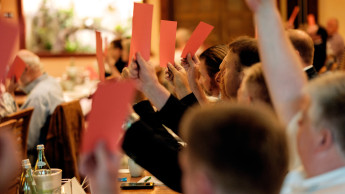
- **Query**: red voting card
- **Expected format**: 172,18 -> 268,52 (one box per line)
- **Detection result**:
160,20 -> 177,67
81,80 -> 136,153
96,31 -> 105,82
0,20 -> 19,81
104,37 -> 108,56
288,6 -> 300,26
181,22 -> 214,58
128,3 -> 153,66
7,56 -> 26,81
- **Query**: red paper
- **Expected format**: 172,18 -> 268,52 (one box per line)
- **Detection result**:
160,20 -> 177,67
0,20 -> 19,81
7,56 -> 26,81
288,6 -> 300,26
96,31 -> 105,82
307,14 -> 316,26
181,22 -> 214,58
81,80 -> 136,153
104,37 -> 108,56
128,3 -> 153,66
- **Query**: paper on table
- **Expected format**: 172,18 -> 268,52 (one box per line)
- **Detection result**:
288,6 -> 300,26
0,20 -> 19,81
128,3 -> 153,66
181,22 -> 214,58
96,31 -> 105,82
7,56 -> 26,81
80,80 -> 136,153
160,20 -> 177,67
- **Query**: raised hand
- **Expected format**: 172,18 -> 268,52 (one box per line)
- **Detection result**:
128,52 -> 159,92
245,0 -> 276,13
79,142 -> 119,194
166,62 -> 191,99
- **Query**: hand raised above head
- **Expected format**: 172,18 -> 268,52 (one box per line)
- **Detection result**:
128,52 -> 159,91
244,0 -> 276,13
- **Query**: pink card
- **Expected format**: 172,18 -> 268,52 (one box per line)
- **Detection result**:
104,37 -> 108,56
81,80 -> 136,153
128,3 -> 153,66
288,6 -> 300,26
7,56 -> 26,81
181,22 -> 214,58
0,20 -> 19,81
160,20 -> 177,67
96,31 -> 105,82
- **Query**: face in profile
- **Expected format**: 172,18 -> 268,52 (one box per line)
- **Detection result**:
198,59 -> 218,96
218,51 -> 244,100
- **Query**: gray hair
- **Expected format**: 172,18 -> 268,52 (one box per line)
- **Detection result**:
17,50 -> 43,71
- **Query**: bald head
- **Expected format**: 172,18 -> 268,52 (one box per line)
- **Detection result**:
287,29 -> 314,66
17,50 -> 43,72
327,18 -> 339,36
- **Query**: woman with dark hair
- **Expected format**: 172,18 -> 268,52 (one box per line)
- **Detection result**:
182,44 -> 228,103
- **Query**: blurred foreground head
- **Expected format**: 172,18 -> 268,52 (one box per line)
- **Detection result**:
180,103 -> 288,194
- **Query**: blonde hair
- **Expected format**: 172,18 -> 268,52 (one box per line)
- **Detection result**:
243,63 -> 272,106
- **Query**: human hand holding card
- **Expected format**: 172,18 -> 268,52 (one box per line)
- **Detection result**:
128,3 -> 153,66
181,22 -> 214,58
80,80 -> 136,154
96,31 -> 105,82
160,20 -> 177,67
7,56 -> 26,81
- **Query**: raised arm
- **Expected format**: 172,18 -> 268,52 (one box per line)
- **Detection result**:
128,52 -> 170,111
245,0 -> 308,125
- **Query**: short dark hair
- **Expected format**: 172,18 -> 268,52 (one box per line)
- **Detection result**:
229,37 -> 260,72
200,44 -> 228,79
180,103 -> 288,194
288,29 -> 314,65
110,39 -> 123,50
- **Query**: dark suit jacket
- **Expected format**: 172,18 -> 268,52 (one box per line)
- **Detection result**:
122,93 -> 198,193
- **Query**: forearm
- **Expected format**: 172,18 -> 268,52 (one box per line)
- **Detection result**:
255,4 -> 308,125
189,80 -> 209,105
142,81 -> 170,111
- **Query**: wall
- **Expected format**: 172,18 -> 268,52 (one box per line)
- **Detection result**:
41,57 -> 96,77
319,0 -> 345,39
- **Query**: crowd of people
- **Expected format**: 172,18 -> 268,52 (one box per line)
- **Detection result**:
1,0 -> 345,193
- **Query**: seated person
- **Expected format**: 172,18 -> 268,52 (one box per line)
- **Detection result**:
122,39 -> 261,192
245,0 -> 345,192
237,63 -> 272,106
16,50 -> 64,154
179,103 -> 288,194
287,29 -> 318,79
0,83 -> 17,119
105,39 -> 126,77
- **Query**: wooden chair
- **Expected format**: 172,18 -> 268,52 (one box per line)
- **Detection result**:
45,100 -> 85,180
1,108 -> 34,159
0,119 -> 17,131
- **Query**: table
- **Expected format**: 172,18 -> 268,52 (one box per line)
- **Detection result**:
118,171 -> 180,194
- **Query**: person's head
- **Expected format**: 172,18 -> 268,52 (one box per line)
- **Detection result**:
180,103 -> 288,194
298,72 -> 345,176
108,39 -> 123,61
326,18 -> 339,36
198,44 -> 228,97
217,36 -> 260,100
176,28 -> 191,50
17,50 -> 43,86
287,29 -> 315,67
237,63 -> 272,106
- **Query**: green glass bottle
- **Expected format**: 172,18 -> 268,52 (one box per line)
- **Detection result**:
34,145 -> 51,175
19,161 -> 38,194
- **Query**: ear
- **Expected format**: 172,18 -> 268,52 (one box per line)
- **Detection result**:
317,128 -> 334,152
